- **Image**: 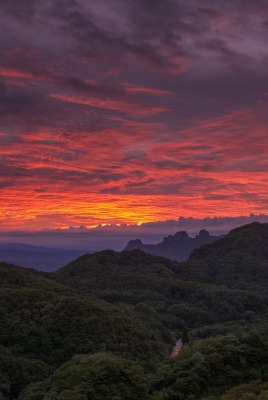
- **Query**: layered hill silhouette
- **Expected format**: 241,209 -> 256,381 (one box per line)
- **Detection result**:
0,229 -> 219,271
52,223 -> 268,345
1,222 -> 268,399
124,229 -> 221,261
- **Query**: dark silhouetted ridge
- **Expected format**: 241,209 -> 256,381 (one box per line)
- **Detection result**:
176,222 -> 268,291
124,229 -> 220,261
190,222 -> 268,261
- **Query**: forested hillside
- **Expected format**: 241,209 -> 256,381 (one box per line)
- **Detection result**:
175,222 -> 268,291
0,264 -> 165,398
1,223 -> 268,399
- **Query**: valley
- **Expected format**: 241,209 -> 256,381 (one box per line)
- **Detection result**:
0,223 -> 268,399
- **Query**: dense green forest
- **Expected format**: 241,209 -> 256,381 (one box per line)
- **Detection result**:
0,223 -> 268,399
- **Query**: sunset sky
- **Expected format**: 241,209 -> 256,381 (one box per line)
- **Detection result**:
1,0 -> 268,247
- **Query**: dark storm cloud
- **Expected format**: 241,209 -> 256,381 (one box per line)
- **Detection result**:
0,0 -> 267,127
151,160 -> 194,170
55,8 -> 174,71
0,79 -> 72,133
0,164 -> 127,185
0,181 -> 15,190
0,46 -> 48,78
59,77 -> 124,97
56,1 -> 267,112
0,76 -> 119,135
100,175 -> 222,196
0,0 -> 37,19
128,0 -> 208,48
2,0 -> 267,95
0,81 -> 39,115
197,37 -> 251,69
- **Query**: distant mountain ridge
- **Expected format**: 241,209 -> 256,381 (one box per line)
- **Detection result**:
0,243 -> 92,271
124,229 -> 221,261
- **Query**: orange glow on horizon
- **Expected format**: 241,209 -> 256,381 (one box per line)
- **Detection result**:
1,183 -> 267,231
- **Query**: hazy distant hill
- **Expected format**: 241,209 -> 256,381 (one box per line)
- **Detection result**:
0,243 -> 92,271
124,229 -> 221,261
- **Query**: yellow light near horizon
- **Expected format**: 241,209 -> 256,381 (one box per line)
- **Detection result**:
0,184 -> 266,231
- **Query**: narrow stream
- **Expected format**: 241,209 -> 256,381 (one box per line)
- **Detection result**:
170,338 -> 183,358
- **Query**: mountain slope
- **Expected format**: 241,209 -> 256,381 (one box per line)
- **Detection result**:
0,262 -> 165,398
2,222 -> 268,399
48,227 -> 268,398
19,353 -> 149,400
52,247 -> 268,346
191,222 -> 268,261
175,222 -> 268,291
124,230 -> 220,261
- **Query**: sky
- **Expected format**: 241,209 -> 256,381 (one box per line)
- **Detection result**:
0,0 -> 268,248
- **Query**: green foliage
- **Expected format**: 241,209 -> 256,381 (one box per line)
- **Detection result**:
0,264 -> 164,398
182,223 -> 268,292
19,353 -> 149,400
151,333 -> 268,399
182,328 -> 190,344
221,381 -> 268,400
1,223 -> 268,399
51,247 -> 268,345
0,345 -> 51,399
